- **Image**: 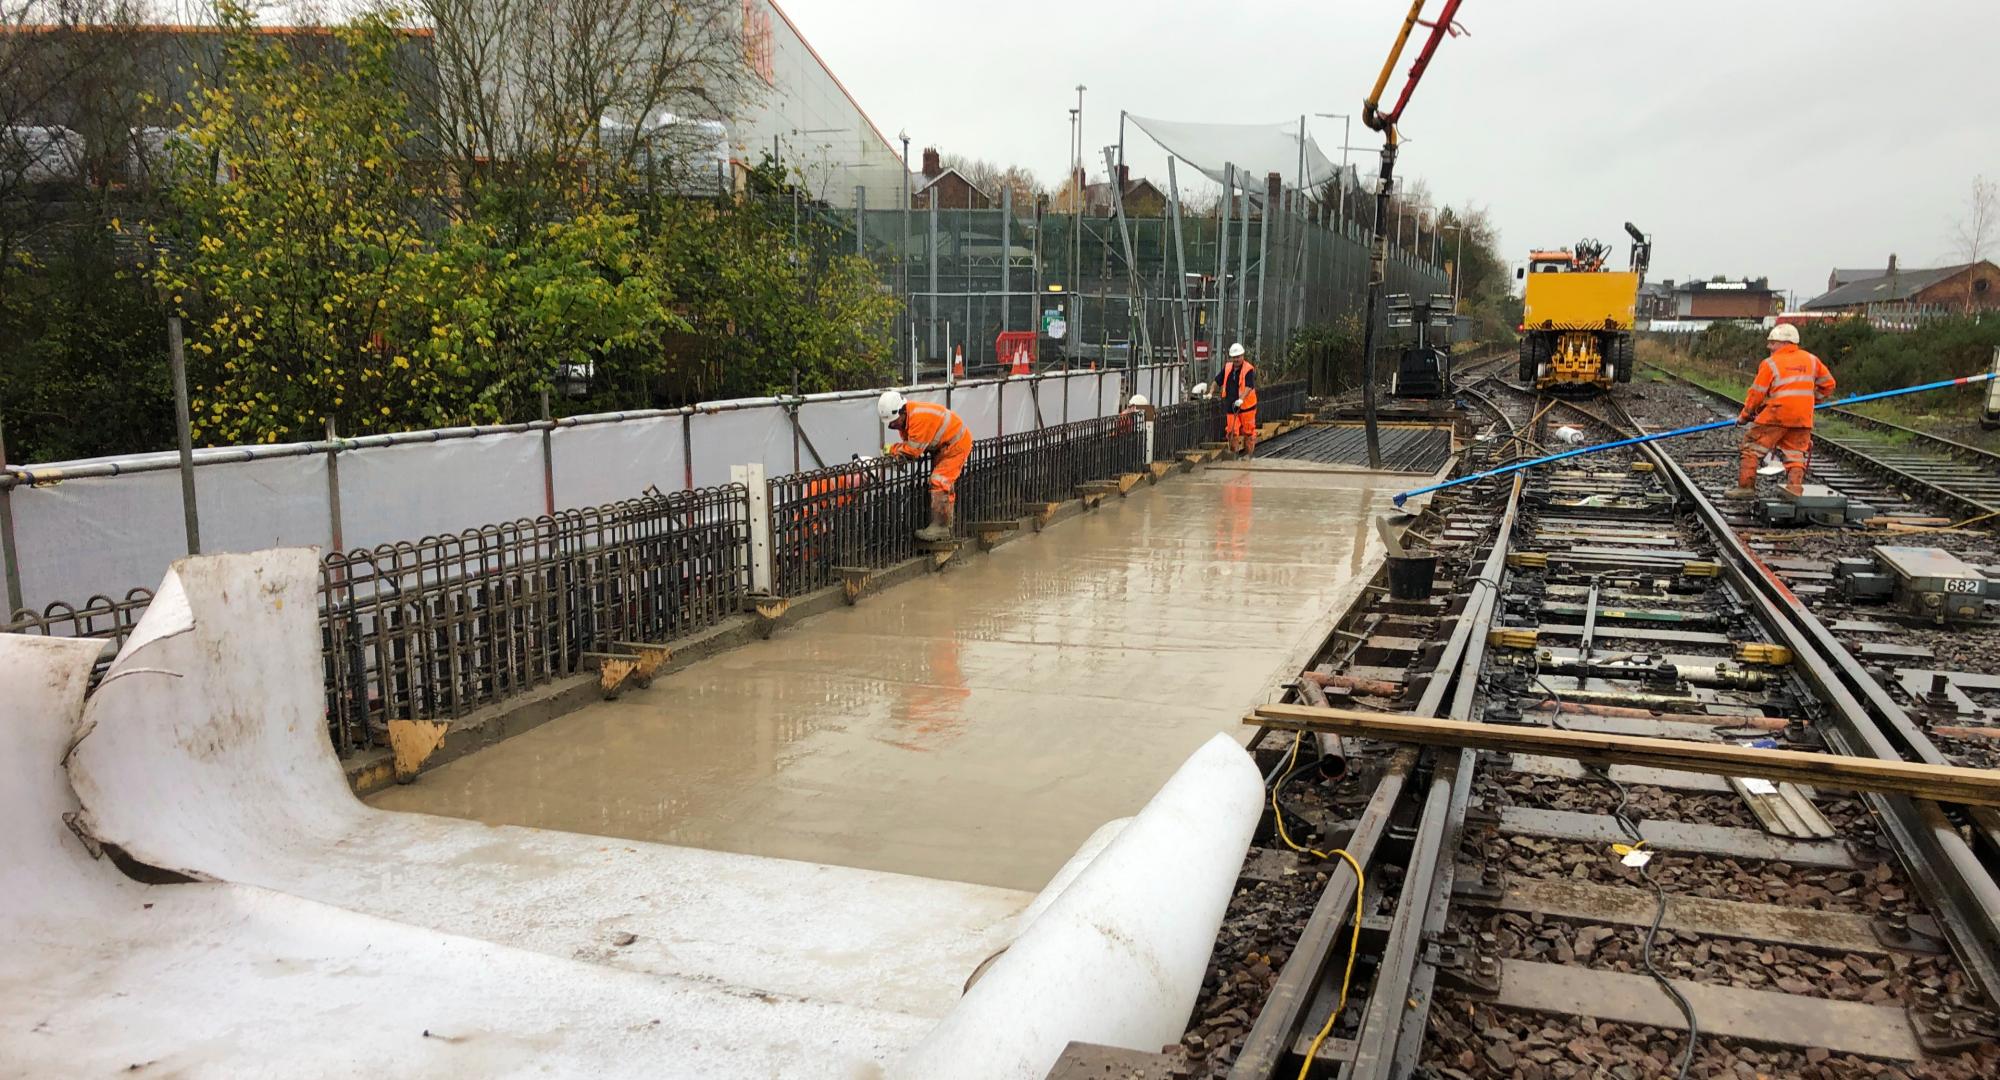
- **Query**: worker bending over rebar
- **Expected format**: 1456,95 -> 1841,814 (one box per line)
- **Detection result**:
879,390 -> 971,542
1730,324 -> 1835,498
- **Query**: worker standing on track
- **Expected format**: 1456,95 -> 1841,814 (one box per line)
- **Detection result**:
879,390 -> 971,543
1212,342 -> 1260,458
1730,324 -> 1835,498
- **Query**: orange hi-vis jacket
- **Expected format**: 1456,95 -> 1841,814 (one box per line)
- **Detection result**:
1739,344 -> 1835,429
1219,359 -> 1258,412
889,401 -> 970,459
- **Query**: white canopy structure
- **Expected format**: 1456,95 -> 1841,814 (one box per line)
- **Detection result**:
1126,114 -> 1339,191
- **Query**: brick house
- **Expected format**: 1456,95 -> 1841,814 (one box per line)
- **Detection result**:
1647,277 -> 1782,322
910,146 -> 992,210
1082,165 -> 1167,217
1802,254 -> 2000,315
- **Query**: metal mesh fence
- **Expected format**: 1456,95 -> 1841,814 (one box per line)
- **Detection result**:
827,188 -> 1450,381
769,409 -> 1150,600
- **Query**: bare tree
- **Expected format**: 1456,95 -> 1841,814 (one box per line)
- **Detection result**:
401,0 -> 753,213
939,151 -> 1042,210
1954,174 -> 1996,266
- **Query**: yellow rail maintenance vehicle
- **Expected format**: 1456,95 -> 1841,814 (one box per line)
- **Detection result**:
1516,222 -> 1651,393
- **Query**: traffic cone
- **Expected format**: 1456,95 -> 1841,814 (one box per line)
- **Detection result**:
1011,346 -> 1031,376
953,345 -> 965,379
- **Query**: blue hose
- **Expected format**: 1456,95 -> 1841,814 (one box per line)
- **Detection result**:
1392,371 -> 1999,507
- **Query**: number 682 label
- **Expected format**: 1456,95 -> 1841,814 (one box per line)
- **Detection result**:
1943,577 -> 1983,594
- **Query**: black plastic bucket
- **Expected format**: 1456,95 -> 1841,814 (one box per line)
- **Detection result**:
1386,554 -> 1438,600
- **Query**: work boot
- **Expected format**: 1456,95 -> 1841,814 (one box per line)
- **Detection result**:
1724,485 -> 1757,499
914,523 -> 952,543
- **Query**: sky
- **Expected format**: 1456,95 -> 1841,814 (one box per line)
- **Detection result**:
778,0 -> 2000,306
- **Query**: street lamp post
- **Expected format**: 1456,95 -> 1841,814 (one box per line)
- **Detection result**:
899,129 -> 912,381
1313,112 -> 1353,226
1074,84 -> 1086,362
1441,220 -> 1464,306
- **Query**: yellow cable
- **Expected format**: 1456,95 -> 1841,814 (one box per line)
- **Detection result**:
1903,507 -> 2000,532
1269,733 -> 1367,1080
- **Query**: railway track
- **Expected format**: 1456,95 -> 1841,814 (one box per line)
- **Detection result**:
1644,362 -> 2000,521
1153,375 -> 2000,1080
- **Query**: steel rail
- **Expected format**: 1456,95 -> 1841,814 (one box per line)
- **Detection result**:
1824,404 -> 2000,471
1644,362 -> 2000,520
1345,385 -> 1601,1080
1302,383 -> 2000,1076
1606,392 -> 2000,1006
1347,475 -> 1518,1078
1230,383 -> 1523,1079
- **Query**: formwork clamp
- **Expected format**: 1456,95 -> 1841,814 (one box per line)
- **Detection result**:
833,566 -> 873,605
748,593 -> 790,638
585,640 -> 673,698
971,520 -> 1020,552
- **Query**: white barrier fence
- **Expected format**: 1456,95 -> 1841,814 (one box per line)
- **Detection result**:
2,367 -> 1183,615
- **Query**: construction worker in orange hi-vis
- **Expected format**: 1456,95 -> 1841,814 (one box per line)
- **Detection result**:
1212,342 -> 1260,457
879,390 -> 972,542
1729,324 -> 1835,498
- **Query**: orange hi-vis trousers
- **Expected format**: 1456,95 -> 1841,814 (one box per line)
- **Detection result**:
1740,423 -> 1812,493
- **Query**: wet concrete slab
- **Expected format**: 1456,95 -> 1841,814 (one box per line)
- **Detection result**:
370,469 -> 1399,891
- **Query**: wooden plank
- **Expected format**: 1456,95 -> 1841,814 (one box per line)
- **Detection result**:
1492,959 -> 1921,1060
1469,877 -> 1888,955
1247,704 -> 2000,807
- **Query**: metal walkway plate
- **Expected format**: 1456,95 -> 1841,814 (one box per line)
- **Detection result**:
1257,424 -> 1453,473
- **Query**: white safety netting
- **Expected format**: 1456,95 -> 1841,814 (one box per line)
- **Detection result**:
1126,115 -> 1339,191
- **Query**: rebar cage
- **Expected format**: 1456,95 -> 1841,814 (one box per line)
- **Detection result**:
1153,398 -> 1227,460
317,485 -> 749,753
769,456 -> 930,597
6,393 -> 1264,754
1260,380 -> 1309,422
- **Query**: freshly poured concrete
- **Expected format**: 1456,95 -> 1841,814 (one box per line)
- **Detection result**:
373,468 -> 1397,890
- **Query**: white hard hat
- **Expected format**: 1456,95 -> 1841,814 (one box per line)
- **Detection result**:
1228,342 -> 1246,358
876,390 -> 906,422
1768,323 -> 1800,344
1128,394 -> 1148,408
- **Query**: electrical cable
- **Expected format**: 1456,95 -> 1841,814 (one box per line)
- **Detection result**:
1268,732 -> 1366,1080
1588,767 -> 1699,1080
1524,587 -> 1698,1077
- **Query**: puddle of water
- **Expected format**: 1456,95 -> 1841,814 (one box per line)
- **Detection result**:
370,470 -> 1399,891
